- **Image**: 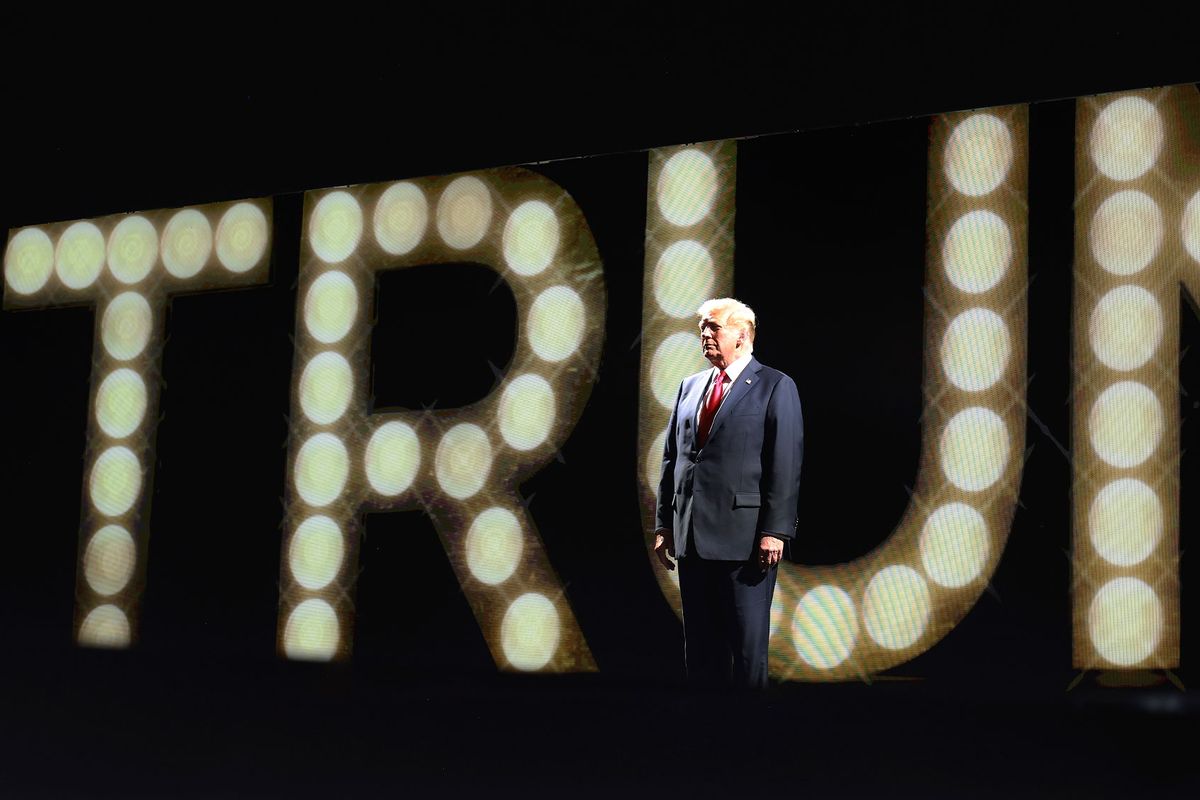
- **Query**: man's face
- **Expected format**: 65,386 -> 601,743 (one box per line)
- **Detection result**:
699,313 -> 744,370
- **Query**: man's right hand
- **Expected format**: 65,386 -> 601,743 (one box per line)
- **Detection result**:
653,529 -> 676,571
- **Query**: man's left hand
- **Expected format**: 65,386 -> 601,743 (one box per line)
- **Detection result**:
758,535 -> 784,571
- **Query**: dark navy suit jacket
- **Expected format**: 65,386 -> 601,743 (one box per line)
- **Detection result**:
655,356 -> 803,561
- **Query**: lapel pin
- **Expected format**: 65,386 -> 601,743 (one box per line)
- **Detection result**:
745,378 -> 752,384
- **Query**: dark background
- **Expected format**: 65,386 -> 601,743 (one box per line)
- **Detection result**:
2,9 -> 1199,797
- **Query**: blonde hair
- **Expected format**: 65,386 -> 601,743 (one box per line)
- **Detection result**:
697,297 -> 756,348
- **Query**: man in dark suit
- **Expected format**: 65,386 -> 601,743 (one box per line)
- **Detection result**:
653,297 -> 803,689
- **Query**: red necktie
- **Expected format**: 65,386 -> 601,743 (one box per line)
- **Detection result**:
697,370 -> 728,448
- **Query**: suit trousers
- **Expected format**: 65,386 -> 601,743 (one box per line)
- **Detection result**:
678,553 -> 778,689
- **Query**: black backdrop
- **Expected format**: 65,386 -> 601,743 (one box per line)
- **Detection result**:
2,13 -> 1199,797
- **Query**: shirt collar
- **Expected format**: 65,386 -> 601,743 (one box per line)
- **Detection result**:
714,352 -> 753,384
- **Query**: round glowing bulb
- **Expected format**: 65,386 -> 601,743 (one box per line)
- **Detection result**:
89,446 -> 142,517
650,332 -> 707,410
55,221 -> 106,289
1088,285 -> 1163,371
216,202 -> 269,273
1088,381 -> 1163,468
646,427 -> 668,490
1089,190 -> 1163,276
465,507 -> 523,585
435,423 -> 492,500
527,285 -> 585,362
498,373 -> 555,451
78,604 -> 131,648
83,524 -> 136,596
4,227 -> 54,295
653,240 -> 716,318
1088,577 -> 1162,666
95,368 -> 148,439
501,592 -> 560,671
863,565 -> 930,650
942,210 -> 1012,294
161,209 -> 213,278
101,292 -> 153,361
1089,478 -> 1162,567
656,149 -> 718,226
943,114 -> 1013,197
364,421 -> 420,497
309,191 -> 363,264
436,175 -> 492,250
299,351 -> 353,426
374,182 -> 427,255
939,407 -> 1009,492
503,200 -> 560,276
288,515 -> 345,590
919,502 -> 989,588
293,433 -> 350,507
791,585 -> 858,670
1185,191 -> 1200,264
1089,96 -> 1163,182
107,215 -> 158,285
940,308 -> 1010,391
283,598 -> 339,661
304,270 -> 358,345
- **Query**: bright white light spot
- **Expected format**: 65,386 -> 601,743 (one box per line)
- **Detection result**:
79,604 -> 131,648
942,210 -> 1012,294
374,182 -> 428,256
107,216 -> 157,285
436,176 -> 492,250
656,149 -> 718,226
435,423 -> 492,500
1088,577 -> 1162,666
1089,478 -> 1162,567
501,592 -> 560,671
161,209 -> 212,278
1088,381 -> 1163,468
466,507 -> 523,585
89,446 -> 142,517
943,114 -> 1013,196
1089,96 -> 1163,182
4,227 -> 54,295
309,192 -> 363,264
1184,191 -> 1200,264
646,427 -> 668,490
304,270 -> 358,345
55,221 -> 106,289
940,308 -> 1010,391
365,421 -> 421,497
299,351 -> 353,426
1089,190 -> 1163,276
95,368 -> 148,439
528,285 -> 585,362
498,373 -> 555,451
284,598 -> 339,661
1088,285 -> 1163,371
101,292 -> 153,361
650,332 -> 707,410
653,240 -> 716,318
288,515 -> 345,590
503,200 -> 560,276
863,565 -> 930,650
216,203 -> 269,274
83,524 -> 136,596
791,585 -> 858,669
939,407 -> 1009,492
294,433 -> 350,507
919,502 -> 989,588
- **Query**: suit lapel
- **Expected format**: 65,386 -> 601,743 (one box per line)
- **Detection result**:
680,371 -> 709,454
704,357 -> 762,445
